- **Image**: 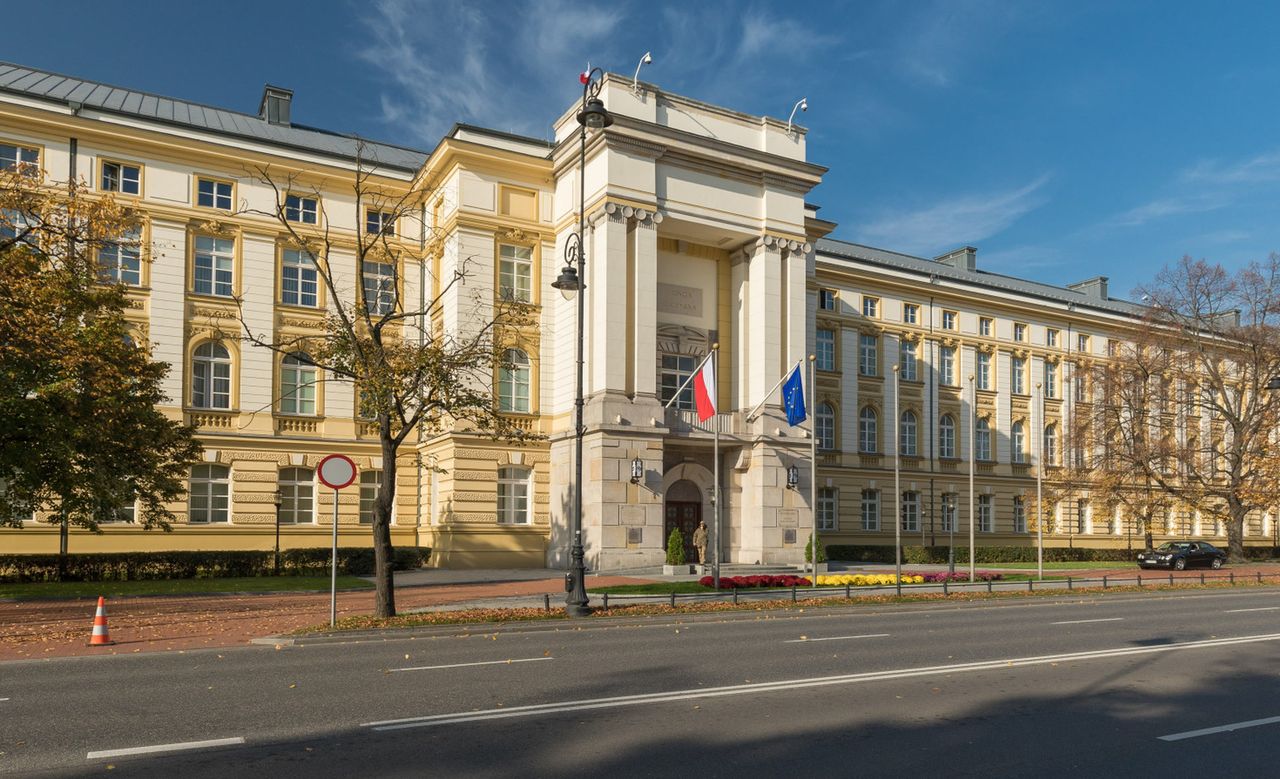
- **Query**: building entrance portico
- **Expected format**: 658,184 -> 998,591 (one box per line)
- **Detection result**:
664,479 -> 702,564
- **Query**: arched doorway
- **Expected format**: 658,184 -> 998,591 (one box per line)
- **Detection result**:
664,479 -> 702,563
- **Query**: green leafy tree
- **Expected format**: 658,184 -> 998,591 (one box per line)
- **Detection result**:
666,527 -> 686,566
804,532 -> 826,564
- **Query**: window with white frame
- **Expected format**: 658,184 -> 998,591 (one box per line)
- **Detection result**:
101,161 -> 141,195
903,303 -> 918,324
941,493 -> 957,532
942,310 -> 957,330
1077,333 -> 1090,353
978,494 -> 994,532
0,208 -> 33,244
365,209 -> 395,235
899,339 -> 917,381
860,489 -> 880,530
1047,328 -> 1059,347
280,353 -> 317,415
900,410 -> 917,456
977,351 -> 991,390
281,249 -> 318,307
498,244 -> 533,302
660,354 -> 697,410
816,402 -> 836,450
1075,499 -> 1088,534
816,328 -> 836,371
98,228 -> 142,286
1014,322 -> 1027,342
1012,356 -> 1026,394
499,349 -> 531,413
817,487 -> 837,531
191,342 -> 232,409
359,470 -> 381,524
278,467 -> 315,524
285,194 -> 318,224
862,296 -> 879,318
858,333 -> 878,376
940,346 -> 956,385
497,466 -> 531,524
99,503 -> 136,524
362,260 -> 396,315
1013,497 -> 1027,533
858,406 -> 878,453
976,417 -> 992,461
1044,423 -> 1058,465
188,464 -> 230,523
196,177 -> 232,209
193,235 -> 234,297
0,142 -> 39,175
1044,361 -> 1058,398
901,491 -> 920,531
979,317 -> 993,337
1012,420 -> 1026,463
818,288 -> 836,310
939,414 -> 956,458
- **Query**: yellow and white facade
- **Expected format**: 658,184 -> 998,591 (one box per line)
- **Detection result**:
2,62 -> 1274,567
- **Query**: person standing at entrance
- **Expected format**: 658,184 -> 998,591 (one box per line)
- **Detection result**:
693,520 -> 708,565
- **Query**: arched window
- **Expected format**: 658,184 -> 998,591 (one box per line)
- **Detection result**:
497,466 -> 531,524
1012,421 -> 1026,463
816,402 -> 836,450
499,349 -> 531,413
976,417 -> 992,461
280,353 -> 317,415
899,410 -> 917,456
278,467 -> 315,524
939,414 -> 956,459
189,464 -> 230,523
1044,423 -> 1058,465
858,406 -> 878,454
192,342 -> 231,409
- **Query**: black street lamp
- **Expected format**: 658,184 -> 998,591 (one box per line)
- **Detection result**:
554,68 -> 613,617
273,489 -> 283,576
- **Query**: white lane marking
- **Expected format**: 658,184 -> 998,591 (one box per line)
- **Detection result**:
1159,715 -> 1280,741
87,737 -> 245,760
785,633 -> 890,643
362,631 -> 1280,731
1225,607 -> 1280,613
390,657 -> 552,673
0,698 -> 8,702
1051,617 -> 1125,625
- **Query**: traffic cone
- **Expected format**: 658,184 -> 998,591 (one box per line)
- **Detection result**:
88,596 -> 115,647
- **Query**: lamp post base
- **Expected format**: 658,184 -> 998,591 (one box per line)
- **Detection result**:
563,534 -> 591,617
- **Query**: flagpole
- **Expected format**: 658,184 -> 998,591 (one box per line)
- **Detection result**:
744,359 -> 803,423
663,350 -> 716,410
809,354 -> 818,589
712,344 -> 721,591
893,363 -> 902,596
968,373 -> 976,582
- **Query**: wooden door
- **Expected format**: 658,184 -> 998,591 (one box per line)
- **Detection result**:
664,501 -> 701,562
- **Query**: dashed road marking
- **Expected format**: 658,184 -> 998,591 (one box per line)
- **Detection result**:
1225,607 -> 1280,613
87,737 -> 245,760
1051,617 -> 1125,625
1159,715 -> 1280,741
390,657 -> 553,673
785,634 -> 890,643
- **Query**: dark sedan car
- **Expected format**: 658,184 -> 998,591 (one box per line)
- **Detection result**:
1137,541 -> 1227,570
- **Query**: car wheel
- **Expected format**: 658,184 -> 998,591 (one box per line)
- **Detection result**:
1174,557 -> 1187,571
1211,558 -> 1223,570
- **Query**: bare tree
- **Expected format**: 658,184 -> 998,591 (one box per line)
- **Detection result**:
231,147 -> 531,617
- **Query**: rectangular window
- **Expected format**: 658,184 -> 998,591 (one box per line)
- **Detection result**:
941,494 -> 957,532
818,488 -> 837,531
903,303 -> 918,325
899,339 -> 917,382
188,465 -> 230,524
901,491 -> 919,532
1074,372 -> 1086,402
362,261 -> 396,315
196,177 -> 233,210
366,209 -> 395,235
942,310 -> 957,330
819,288 -> 836,310
1012,357 -> 1026,395
976,351 -> 991,391
0,142 -> 39,175
860,490 -> 880,531
858,333 -> 878,376
1013,497 -> 1026,533
281,249 -> 318,307
278,468 -> 315,524
498,244 -> 533,302
979,317 -> 993,337
1076,499 -> 1088,534
1047,328 -> 1059,347
978,494 -> 994,532
940,346 -> 956,386
1014,323 -> 1027,342
101,161 -> 141,195
498,467 -> 532,524
816,328 -> 836,371
862,296 -> 879,318
193,235 -> 234,297
359,470 -> 381,524
1044,362 -> 1058,398
97,228 -> 142,286
285,194 -> 318,224
660,354 -> 697,410
1077,334 -> 1090,353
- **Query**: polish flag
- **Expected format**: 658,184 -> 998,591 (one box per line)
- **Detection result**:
693,356 -> 717,422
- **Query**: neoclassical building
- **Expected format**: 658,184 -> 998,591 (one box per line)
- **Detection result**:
2,61 -> 1274,567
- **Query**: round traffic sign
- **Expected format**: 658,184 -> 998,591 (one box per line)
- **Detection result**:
317,453 -> 357,490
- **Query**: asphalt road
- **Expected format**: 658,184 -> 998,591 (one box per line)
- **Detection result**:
4,587 -> 1280,777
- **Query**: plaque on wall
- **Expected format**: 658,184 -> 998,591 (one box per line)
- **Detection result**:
657,283 -> 704,318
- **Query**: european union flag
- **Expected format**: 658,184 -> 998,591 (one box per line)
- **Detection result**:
782,365 -> 806,426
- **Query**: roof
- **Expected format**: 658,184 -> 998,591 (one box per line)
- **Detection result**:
0,62 -> 430,173
816,237 -> 1147,318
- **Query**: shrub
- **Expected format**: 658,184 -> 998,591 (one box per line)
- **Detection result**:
697,574 -> 811,589
804,533 -> 827,564
666,528 -> 686,566
827,545 -> 1160,564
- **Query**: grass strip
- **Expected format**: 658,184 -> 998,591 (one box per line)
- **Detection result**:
0,575 -> 375,600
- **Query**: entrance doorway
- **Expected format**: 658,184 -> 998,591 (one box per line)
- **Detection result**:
664,479 -> 703,563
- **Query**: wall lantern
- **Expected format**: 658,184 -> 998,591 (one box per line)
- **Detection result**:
630,457 -> 644,484
786,465 -> 800,490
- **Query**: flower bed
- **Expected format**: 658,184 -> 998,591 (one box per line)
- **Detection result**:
815,571 -> 1004,586
697,574 -> 812,589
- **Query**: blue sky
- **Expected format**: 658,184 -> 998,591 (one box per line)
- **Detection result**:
8,0 -> 1280,299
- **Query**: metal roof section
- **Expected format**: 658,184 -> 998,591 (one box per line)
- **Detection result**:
816,238 -> 1147,318
0,61 -> 430,173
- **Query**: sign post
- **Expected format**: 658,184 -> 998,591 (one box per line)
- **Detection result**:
317,454 -> 358,627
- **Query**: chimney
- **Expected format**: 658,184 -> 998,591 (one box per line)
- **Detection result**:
934,246 -> 977,272
1067,276 -> 1109,301
259,85 -> 293,126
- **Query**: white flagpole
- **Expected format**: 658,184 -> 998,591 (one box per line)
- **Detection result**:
663,349 -> 715,410
809,354 -> 818,588
744,359 -> 803,423
968,373 -> 976,582
712,344 -> 721,590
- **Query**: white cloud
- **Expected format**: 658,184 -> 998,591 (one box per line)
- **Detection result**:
1110,194 -> 1229,227
855,174 -> 1051,255
1180,150 -> 1280,185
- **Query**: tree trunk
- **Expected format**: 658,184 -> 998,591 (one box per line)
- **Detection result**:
58,512 -> 69,581
1226,501 -> 1247,562
1142,512 -> 1153,551
373,431 -> 399,618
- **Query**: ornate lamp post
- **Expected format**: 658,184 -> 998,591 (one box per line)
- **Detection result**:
551,68 -> 613,617
273,489 -> 283,576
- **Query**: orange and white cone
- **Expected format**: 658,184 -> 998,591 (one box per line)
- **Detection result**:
88,596 -> 115,647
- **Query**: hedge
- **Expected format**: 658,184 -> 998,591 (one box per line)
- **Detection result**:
0,547 -> 432,583
825,544 -> 1280,564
